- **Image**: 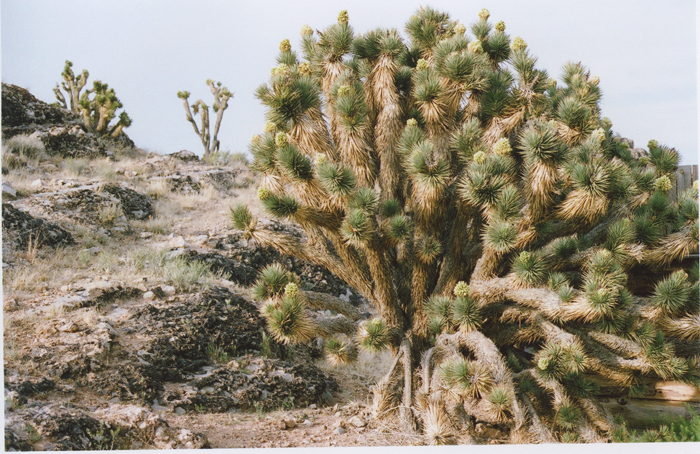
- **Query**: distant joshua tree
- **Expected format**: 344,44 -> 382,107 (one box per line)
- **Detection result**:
178,80 -> 233,158
54,60 -> 131,137
232,7 -> 699,445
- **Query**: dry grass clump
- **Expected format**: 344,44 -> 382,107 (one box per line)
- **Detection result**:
1,134 -> 49,169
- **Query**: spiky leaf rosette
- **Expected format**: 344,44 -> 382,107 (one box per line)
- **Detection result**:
440,359 -> 492,398
266,294 -> 316,344
325,338 -> 358,365
230,204 -> 255,232
451,295 -> 483,331
252,263 -> 297,300
555,400 -> 581,430
357,318 -> 390,352
651,270 -> 692,316
486,386 -> 512,420
513,251 -> 547,286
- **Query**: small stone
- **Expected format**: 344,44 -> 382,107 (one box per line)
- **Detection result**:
57,321 -> 78,332
140,232 -> 154,238
278,418 -> 296,430
30,178 -> 43,188
143,291 -> 155,301
161,285 -> 176,296
60,285 -> 70,292
309,404 -> 317,409
174,407 -> 186,415
171,236 -> 188,248
303,419 -> 313,427
2,183 -> 17,198
349,416 -> 366,428
333,427 -> 346,435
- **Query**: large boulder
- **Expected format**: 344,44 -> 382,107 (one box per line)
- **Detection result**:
2,83 -> 135,157
102,184 -> 155,220
30,124 -> 104,158
1,83 -> 74,128
1,203 -> 74,249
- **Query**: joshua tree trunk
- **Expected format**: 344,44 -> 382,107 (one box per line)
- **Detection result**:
232,7 -> 700,445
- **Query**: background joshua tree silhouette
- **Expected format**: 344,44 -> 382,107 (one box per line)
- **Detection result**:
54,60 -> 132,137
231,7 -> 699,444
178,79 -> 233,158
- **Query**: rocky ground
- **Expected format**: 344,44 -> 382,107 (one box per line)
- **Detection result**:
1,83 -> 418,450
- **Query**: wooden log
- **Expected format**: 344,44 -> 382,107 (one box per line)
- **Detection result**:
600,399 -> 700,429
589,374 -> 700,402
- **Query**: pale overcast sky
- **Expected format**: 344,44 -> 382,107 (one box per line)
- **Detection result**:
2,0 -> 698,164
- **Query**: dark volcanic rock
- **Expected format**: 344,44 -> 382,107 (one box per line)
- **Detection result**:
224,231 -> 362,301
165,174 -> 201,194
102,184 -> 154,220
169,358 -> 338,413
2,83 -> 135,157
1,83 -> 75,128
143,288 -> 265,379
35,124 -> 104,158
169,149 -> 199,162
1,203 -> 74,249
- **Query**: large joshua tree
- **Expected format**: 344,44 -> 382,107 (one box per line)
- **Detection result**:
231,8 -> 700,444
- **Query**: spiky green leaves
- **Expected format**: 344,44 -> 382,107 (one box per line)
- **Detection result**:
651,271 -> 692,316
256,71 -> 320,126
482,32 -> 511,64
486,386 -> 511,420
252,263 -> 298,300
450,118 -> 483,161
349,187 -> 379,213
332,75 -> 369,131
277,144 -> 313,181
325,338 -> 358,365
416,234 -> 443,263
341,209 -> 373,246
555,401 -> 581,430
484,221 -> 518,253
317,162 -> 356,196
649,145 -> 679,175
458,169 -> 508,208
451,295 -> 483,331
387,215 -> 412,242
440,359 -> 492,398
406,141 -> 451,189
513,251 -> 547,286
405,7 -> 452,54
556,96 -> 592,133
559,161 -> 610,221
262,193 -> 300,218
230,204 -> 255,232
267,293 -> 316,344
518,121 -> 563,163
535,342 -> 588,380
357,318 -> 390,352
